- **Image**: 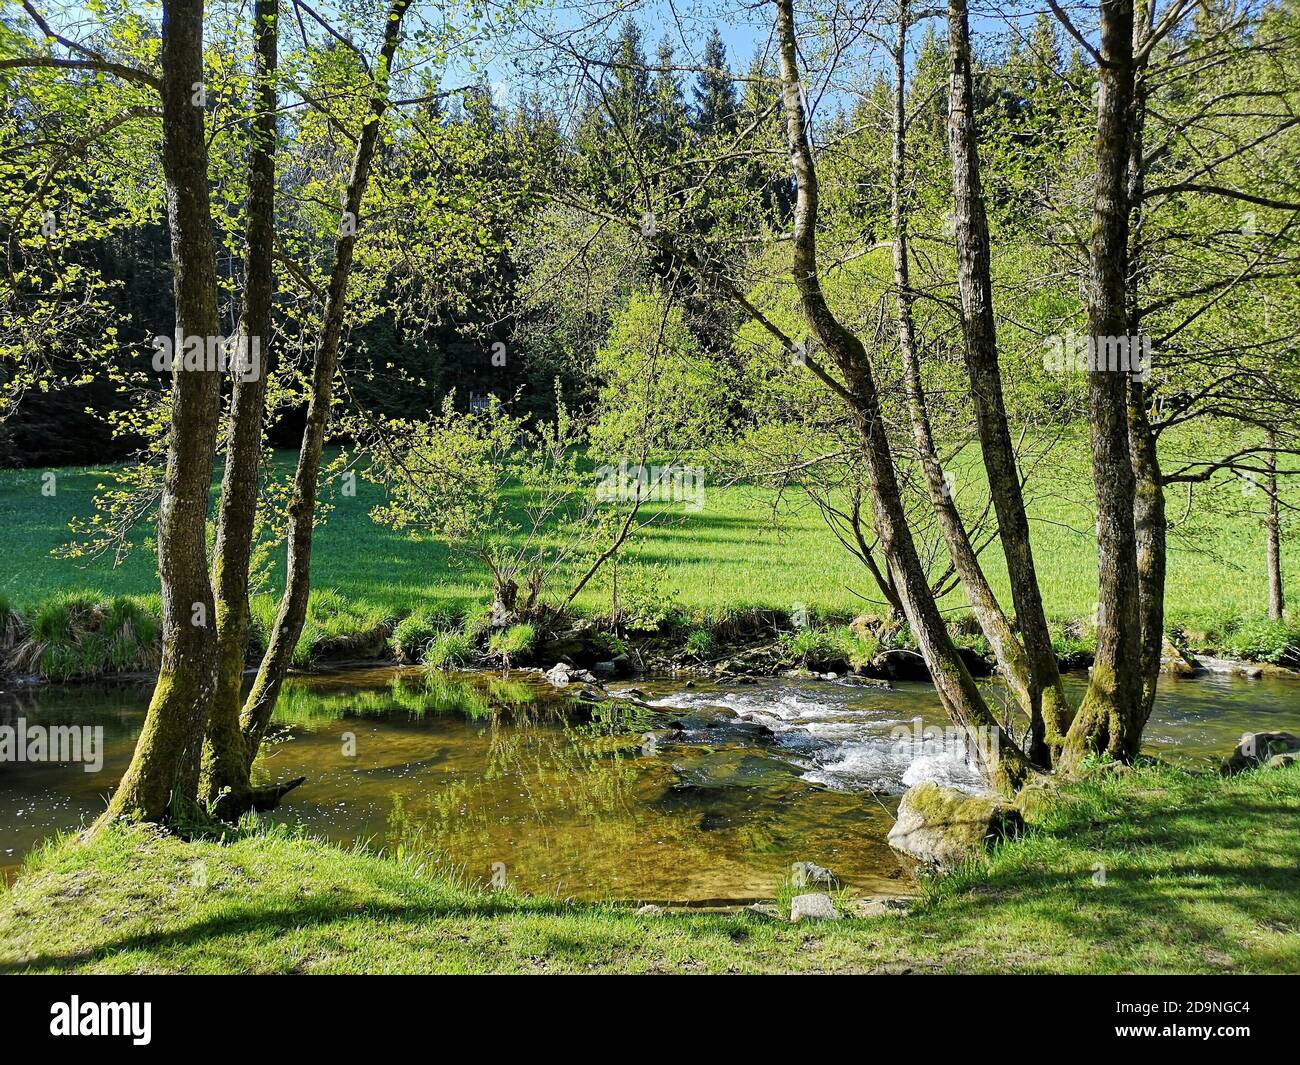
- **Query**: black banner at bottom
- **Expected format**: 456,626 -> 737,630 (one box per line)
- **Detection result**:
0,974 -> 1292,1051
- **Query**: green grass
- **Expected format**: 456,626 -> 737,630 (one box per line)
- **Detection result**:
2,762 -> 1295,973
0,441 -> 1295,659
487,622 -> 537,660
6,591 -> 160,680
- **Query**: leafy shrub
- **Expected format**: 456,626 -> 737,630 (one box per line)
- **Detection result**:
591,631 -> 628,657
843,629 -> 879,669
425,631 -> 473,669
1222,618 -> 1299,665
781,626 -> 844,666
619,564 -> 683,633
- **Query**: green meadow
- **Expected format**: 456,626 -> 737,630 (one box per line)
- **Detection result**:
1,441 -> 1292,643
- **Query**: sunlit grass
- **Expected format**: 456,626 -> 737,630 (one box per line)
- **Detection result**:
1,440 -> 1294,648
2,762 -> 1295,974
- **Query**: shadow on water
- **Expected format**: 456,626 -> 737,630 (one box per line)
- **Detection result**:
2,664 -> 1299,903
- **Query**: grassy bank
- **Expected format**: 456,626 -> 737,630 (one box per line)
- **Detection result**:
2,447 -> 1297,678
2,761 -> 1297,974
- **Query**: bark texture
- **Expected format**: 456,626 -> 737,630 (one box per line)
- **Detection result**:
891,3 -> 1036,745
1266,428 -> 1284,620
240,0 -> 411,763
946,0 -> 1070,762
776,0 -> 1032,794
1122,37 -> 1168,727
101,0 -> 223,824
1061,0 -> 1147,770
200,0 -> 279,814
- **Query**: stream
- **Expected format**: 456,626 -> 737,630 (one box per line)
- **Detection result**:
2,665 -> 1298,903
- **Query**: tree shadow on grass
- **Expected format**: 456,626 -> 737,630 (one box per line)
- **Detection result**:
0,891 -> 624,974
925,786 -> 1300,970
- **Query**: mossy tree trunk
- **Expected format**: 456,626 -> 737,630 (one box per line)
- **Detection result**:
1061,0 -> 1147,771
200,0 -> 279,815
891,1 -> 1050,767
1122,31 -> 1168,727
100,0 -> 223,825
945,0 -> 1071,764
776,0 -> 1033,796
239,0 -> 412,766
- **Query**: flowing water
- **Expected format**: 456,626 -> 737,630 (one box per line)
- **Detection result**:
2,665 -> 1297,903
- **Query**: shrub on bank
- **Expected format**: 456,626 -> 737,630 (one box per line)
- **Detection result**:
1220,617 -> 1299,666
5,592 -> 160,680
389,607 -> 458,663
488,623 -> 537,662
425,630 -> 473,668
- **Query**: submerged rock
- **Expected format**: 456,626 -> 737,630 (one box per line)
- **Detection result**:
640,729 -> 682,754
790,893 -> 839,922
1222,731 -> 1300,774
887,782 -> 1024,869
790,861 -> 838,888
1198,656 -> 1265,679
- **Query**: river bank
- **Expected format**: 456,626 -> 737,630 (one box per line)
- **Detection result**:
2,759 -> 1297,974
2,594 -> 1297,690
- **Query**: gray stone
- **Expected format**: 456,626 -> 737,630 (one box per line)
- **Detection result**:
790,893 -> 839,923
887,782 -> 1024,869
544,663 -> 572,687
853,896 -> 913,918
1222,731 -> 1300,774
635,904 -> 664,915
592,660 -> 617,679
745,903 -> 782,921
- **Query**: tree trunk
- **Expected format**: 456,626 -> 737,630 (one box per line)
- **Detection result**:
1122,30 -> 1167,727
240,0 -> 411,765
1061,0 -> 1146,770
1128,382 -> 1166,722
946,0 -> 1070,762
892,1 -> 1043,760
200,0 -> 279,815
776,0 -> 1033,795
1266,428 -> 1284,620
100,0 -> 223,824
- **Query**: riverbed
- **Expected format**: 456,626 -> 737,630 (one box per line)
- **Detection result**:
2,666 -> 1297,902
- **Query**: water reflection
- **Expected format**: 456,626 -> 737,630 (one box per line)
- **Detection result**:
3,665 -> 1297,901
